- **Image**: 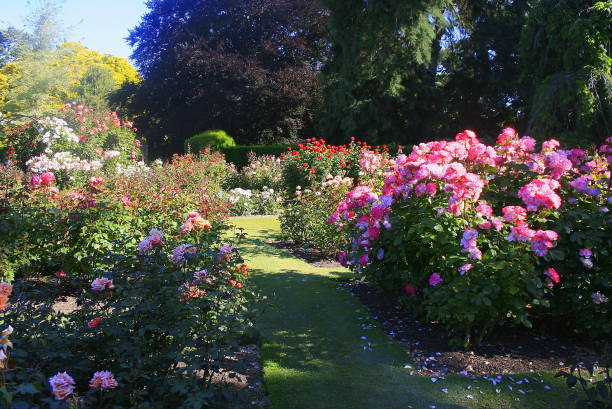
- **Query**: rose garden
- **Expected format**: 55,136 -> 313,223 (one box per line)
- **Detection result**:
1,1 -> 611,408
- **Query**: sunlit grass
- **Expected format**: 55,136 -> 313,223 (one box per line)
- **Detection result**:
231,216 -> 574,409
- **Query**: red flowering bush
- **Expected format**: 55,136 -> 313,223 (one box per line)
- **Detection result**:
280,137 -> 391,194
278,138 -> 392,255
331,129 -> 611,345
0,219 -> 258,407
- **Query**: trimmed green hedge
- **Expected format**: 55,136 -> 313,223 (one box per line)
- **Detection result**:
221,144 -> 289,169
185,129 -> 236,152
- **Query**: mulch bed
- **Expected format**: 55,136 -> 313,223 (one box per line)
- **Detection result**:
266,240 -> 342,268
268,239 -> 603,378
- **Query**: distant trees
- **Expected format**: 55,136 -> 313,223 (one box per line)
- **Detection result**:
519,0 -> 611,144
0,1 -> 140,115
0,42 -> 139,114
6,0 -> 597,153
124,0 -> 328,155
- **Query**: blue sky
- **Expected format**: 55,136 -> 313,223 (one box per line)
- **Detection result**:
0,0 -> 149,60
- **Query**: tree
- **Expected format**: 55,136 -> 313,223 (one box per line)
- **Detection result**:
318,0 -> 452,145
75,65 -> 119,111
519,0 -> 611,145
437,0 -> 530,141
0,42 -> 139,114
125,0 -> 327,156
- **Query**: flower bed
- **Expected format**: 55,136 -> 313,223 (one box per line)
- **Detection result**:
1,217 -> 258,407
330,129 -> 611,345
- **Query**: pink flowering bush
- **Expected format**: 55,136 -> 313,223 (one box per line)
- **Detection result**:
0,219 -> 258,407
0,149 -> 233,282
279,138 -> 392,256
280,175 -> 354,257
2,104 -> 143,188
331,129 -> 611,345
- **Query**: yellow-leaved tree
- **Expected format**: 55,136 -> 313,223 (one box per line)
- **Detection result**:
0,42 -> 140,115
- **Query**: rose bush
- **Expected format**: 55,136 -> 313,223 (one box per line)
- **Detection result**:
331,129 -> 611,345
1,149 -> 234,282
0,218 -> 259,408
2,103 -> 142,188
278,138 -> 392,256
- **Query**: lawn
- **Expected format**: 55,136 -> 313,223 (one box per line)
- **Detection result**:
231,216 -> 573,409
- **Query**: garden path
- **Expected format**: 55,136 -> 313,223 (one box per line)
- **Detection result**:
230,216 -> 569,409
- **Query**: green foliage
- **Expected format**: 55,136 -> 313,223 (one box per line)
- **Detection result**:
519,0 -> 611,144
555,349 -> 612,409
280,183 -> 350,258
0,149 -> 235,282
319,0 -> 451,144
0,42 -> 139,115
1,223 -> 258,407
221,145 -> 288,170
185,130 -> 236,153
74,65 -> 120,112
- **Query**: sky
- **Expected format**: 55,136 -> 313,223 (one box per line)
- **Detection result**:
0,0 -> 149,60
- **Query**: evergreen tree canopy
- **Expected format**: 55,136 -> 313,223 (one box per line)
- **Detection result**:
319,0 -> 451,145
519,0 -> 611,144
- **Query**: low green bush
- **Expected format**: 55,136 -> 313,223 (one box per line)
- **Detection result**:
185,129 -> 236,153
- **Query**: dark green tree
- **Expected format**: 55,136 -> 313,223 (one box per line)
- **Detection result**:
318,0 -> 451,145
437,0 -> 530,141
519,0 -> 611,145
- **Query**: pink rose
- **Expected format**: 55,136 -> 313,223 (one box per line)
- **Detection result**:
428,273 -> 443,286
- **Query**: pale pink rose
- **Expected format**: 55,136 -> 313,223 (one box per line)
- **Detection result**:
91,277 -> 114,292
49,372 -> 75,400
89,371 -> 118,390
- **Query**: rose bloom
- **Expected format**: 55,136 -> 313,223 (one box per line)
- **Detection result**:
49,372 -> 75,400
0,295 -> 9,312
89,371 -> 119,390
403,284 -> 417,295
458,264 -> 473,275
88,317 -> 103,329
428,273 -> 444,286
40,172 -> 55,186
0,282 -> 12,296
148,228 -> 164,246
91,277 -> 114,292
544,268 -> 561,288
120,196 -> 133,207
88,177 -> 104,187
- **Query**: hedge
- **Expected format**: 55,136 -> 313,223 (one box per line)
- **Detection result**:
220,144 -> 289,169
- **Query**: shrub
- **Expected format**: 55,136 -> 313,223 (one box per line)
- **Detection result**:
185,130 -> 236,153
1,103 -> 142,189
221,144 -> 288,170
225,187 -> 281,216
231,152 -> 284,191
331,129 -> 611,345
280,176 -> 353,258
0,220 -> 258,407
279,138 -> 391,195
0,150 -> 234,282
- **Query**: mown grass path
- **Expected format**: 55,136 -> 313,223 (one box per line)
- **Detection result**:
230,216 -> 571,409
